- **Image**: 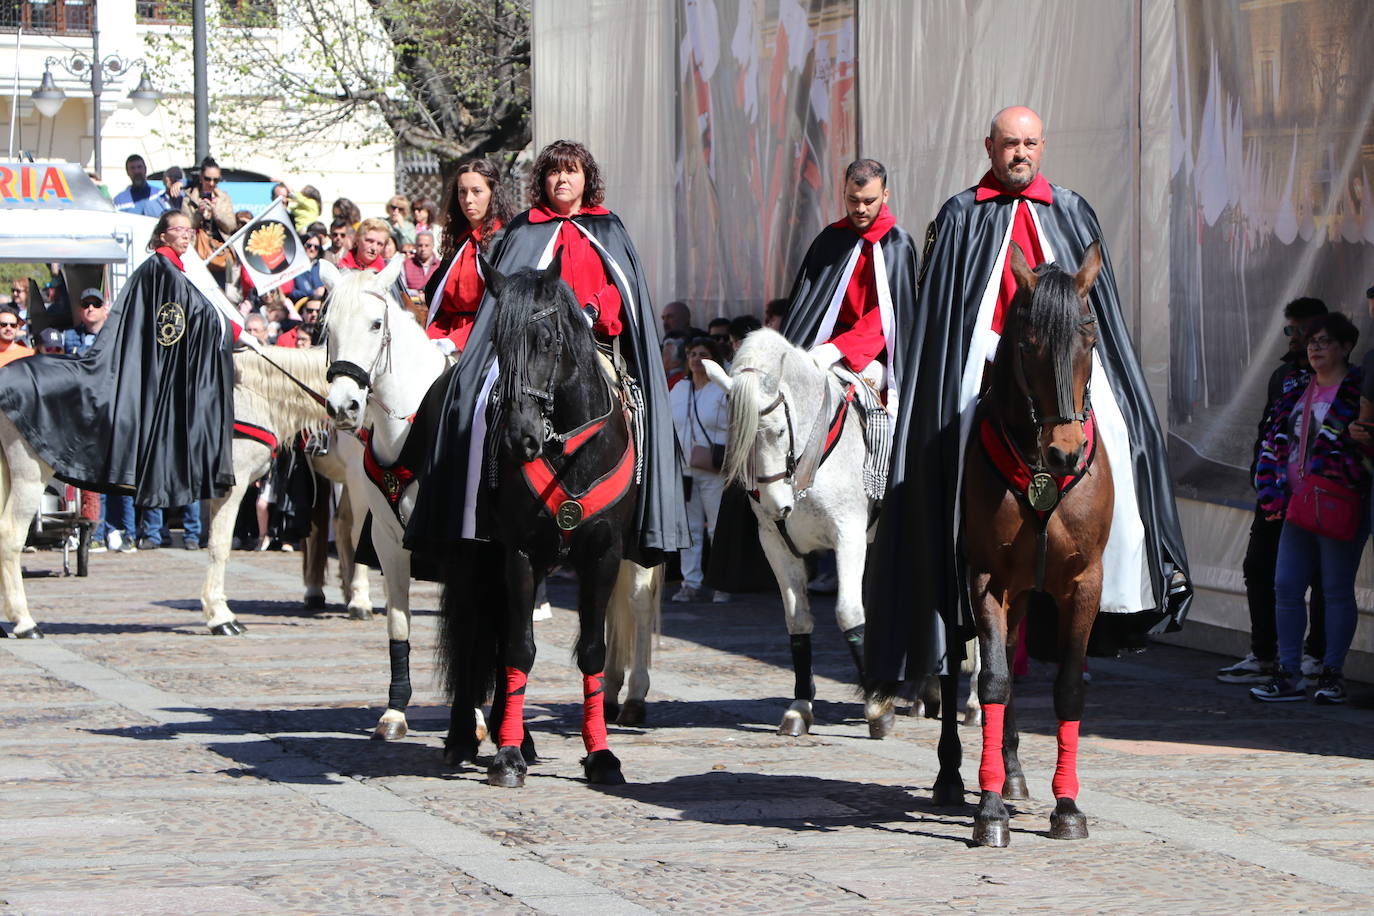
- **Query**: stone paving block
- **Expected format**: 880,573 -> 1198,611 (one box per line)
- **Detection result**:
1,884 -> 270,915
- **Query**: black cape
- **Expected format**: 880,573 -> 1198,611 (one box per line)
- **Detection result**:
865,182 -> 1192,683
778,219 -> 921,392
0,253 -> 235,506
405,209 -> 690,564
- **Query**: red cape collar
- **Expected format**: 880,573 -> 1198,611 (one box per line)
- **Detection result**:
528,205 -> 611,224
156,246 -> 186,271
974,171 -> 1053,205
830,203 -> 896,243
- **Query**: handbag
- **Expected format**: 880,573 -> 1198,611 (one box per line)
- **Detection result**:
195,227 -> 233,272
688,386 -> 724,471
1285,382 -> 1361,541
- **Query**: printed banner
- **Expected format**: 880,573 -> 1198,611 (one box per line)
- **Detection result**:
230,199 -> 311,293
1168,0 -> 1374,506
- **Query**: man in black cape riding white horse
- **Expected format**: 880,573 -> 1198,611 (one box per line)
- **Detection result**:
865,105 -> 1192,687
405,139 -> 691,566
0,209 -> 248,507
778,157 -> 920,498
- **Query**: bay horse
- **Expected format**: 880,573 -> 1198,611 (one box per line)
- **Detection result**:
959,240 -> 1111,846
703,329 -> 896,738
438,251 -> 634,787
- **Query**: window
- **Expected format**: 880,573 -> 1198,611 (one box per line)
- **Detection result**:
136,0 -> 190,24
220,0 -> 274,28
0,0 -> 94,34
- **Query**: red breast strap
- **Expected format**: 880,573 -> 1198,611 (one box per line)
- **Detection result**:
820,384 -> 856,463
522,431 -> 635,530
233,421 -> 278,457
978,411 -> 1097,519
358,428 -> 417,520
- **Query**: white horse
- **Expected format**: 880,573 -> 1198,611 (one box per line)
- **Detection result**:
200,346 -> 373,635
704,329 -> 895,737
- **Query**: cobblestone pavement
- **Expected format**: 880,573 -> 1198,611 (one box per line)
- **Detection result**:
2,546 -> 1373,914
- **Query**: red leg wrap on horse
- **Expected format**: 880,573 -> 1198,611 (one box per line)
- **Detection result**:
498,667 -> 528,748
978,703 -> 1007,793
1052,719 -> 1080,800
582,672 -> 609,753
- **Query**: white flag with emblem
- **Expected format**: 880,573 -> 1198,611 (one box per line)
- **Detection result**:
229,198 -> 311,293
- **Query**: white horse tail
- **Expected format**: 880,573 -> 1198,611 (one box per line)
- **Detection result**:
723,368 -> 762,488
605,559 -> 659,679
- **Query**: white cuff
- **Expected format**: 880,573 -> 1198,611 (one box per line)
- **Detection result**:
809,342 -> 843,370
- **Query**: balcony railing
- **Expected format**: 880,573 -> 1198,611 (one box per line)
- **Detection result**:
0,0 -> 94,34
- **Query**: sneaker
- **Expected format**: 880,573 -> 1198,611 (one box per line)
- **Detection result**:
671,585 -> 704,603
183,540 -> 200,550
1301,654 -> 1322,679
712,590 -> 732,604
106,529 -> 123,552
807,572 -> 838,595
117,537 -> 138,553
1313,668 -> 1347,705
1217,653 -> 1274,684
135,537 -> 160,551
1250,671 -> 1305,702
65,533 -> 80,550
87,539 -> 107,554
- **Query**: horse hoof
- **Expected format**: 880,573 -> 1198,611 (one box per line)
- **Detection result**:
487,747 -> 527,788
603,699 -> 620,723
617,699 -> 646,727
583,749 -> 626,785
1049,799 -> 1089,840
13,625 -> 43,639
348,606 -> 372,621
972,816 -> 1010,847
208,621 -> 244,636
963,707 -> 984,727
1002,773 -> 1029,801
932,779 -> 966,807
923,700 -> 941,720
867,708 -> 895,739
372,720 -> 407,742
304,594 -> 326,611
778,710 -> 812,737
444,737 -> 479,768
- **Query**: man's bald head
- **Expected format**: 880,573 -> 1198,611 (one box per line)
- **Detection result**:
985,106 -> 1045,191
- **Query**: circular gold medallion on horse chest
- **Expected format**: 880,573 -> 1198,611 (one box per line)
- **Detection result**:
1027,472 -> 1059,512
555,499 -> 584,530
155,301 -> 186,347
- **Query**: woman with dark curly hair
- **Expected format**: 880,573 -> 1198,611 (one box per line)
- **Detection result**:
422,158 -> 516,353
407,139 -> 690,566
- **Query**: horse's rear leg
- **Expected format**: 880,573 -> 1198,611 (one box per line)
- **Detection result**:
573,531 -> 625,786
932,672 -> 965,806
970,575 -> 1013,845
489,549 -> 537,789
302,480 -> 330,611
606,560 -> 660,726
0,437 -> 44,638
757,530 -> 815,736
1048,576 -> 1100,840
372,517 -> 414,742
1001,599 -> 1029,801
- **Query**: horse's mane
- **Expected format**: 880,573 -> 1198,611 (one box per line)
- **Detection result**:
233,345 -> 329,439
720,329 -> 821,488
491,270 -> 597,404
996,263 -> 1084,414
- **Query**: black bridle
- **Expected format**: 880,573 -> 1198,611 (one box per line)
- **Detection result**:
325,288 -> 410,422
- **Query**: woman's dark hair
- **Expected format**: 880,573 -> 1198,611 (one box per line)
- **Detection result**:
441,158 -> 514,258
300,185 -> 322,207
1306,312 -> 1359,351
729,314 -> 762,340
411,197 -> 436,225
685,335 -> 723,364
527,139 -> 605,210
147,209 -> 190,251
332,197 -> 361,225
306,220 -> 327,237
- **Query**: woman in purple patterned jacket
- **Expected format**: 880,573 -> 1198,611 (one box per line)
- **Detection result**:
1251,312 -> 1371,705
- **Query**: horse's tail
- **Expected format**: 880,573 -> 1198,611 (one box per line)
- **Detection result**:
722,368 -> 761,488
435,543 -> 503,755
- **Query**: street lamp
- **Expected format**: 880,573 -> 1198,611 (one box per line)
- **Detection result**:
30,33 -> 161,179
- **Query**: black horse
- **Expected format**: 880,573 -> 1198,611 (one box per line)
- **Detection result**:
439,251 -> 635,787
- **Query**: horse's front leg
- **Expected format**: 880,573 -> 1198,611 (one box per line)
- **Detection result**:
572,523 -> 626,785
971,573 -> 1013,845
372,513 -> 414,742
834,524 -> 892,738
757,523 -> 815,737
489,545 -> 537,788
201,448 -> 262,635
1048,568 -> 1101,840
301,476 -> 330,611
335,434 -> 375,620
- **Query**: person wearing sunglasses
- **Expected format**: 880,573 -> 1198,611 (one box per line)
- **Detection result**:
182,155 -> 237,283
62,289 -> 109,356
0,307 -> 32,366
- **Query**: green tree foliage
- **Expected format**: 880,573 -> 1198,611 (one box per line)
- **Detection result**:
145,0 -> 529,170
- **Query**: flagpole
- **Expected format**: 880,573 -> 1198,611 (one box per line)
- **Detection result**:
206,196 -> 289,263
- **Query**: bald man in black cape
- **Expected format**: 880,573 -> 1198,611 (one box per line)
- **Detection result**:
866,106 -> 1192,692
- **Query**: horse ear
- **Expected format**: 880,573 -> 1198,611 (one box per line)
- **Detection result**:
1075,241 -> 1103,298
318,259 -> 340,292
1008,241 -> 1037,295
479,255 -> 507,299
539,248 -> 564,297
376,253 -> 405,289
702,359 -> 733,392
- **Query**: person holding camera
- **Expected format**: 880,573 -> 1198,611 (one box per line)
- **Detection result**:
182,156 -> 237,286
671,335 -> 730,603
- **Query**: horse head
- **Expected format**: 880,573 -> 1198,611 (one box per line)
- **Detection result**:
1004,240 -> 1101,476
488,250 -> 585,463
323,254 -> 408,429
